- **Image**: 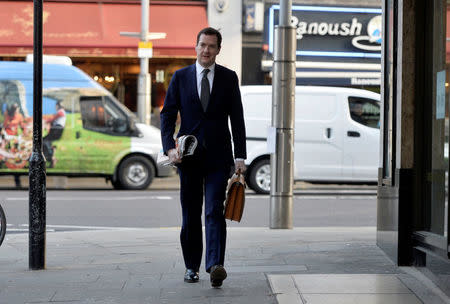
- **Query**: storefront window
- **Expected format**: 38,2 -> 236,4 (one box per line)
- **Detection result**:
422,0 -> 447,238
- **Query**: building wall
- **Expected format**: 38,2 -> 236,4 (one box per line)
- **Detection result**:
207,0 -> 383,85
377,0 -> 450,296
207,0 -> 242,82
242,0 -> 383,87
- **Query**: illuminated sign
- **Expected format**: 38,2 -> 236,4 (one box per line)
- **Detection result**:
267,5 -> 382,58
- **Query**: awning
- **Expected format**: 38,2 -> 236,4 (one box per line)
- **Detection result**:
0,1 -> 207,57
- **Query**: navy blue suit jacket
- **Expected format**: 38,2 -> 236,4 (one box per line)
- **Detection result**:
160,64 -> 246,170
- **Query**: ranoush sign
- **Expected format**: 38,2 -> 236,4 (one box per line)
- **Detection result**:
263,5 -> 382,86
266,5 -> 382,58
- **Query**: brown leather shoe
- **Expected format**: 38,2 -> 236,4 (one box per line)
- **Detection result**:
184,269 -> 199,283
209,265 -> 227,288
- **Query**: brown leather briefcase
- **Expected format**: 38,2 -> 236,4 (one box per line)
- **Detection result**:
224,171 -> 246,222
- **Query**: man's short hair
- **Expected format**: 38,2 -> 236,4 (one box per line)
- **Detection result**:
196,27 -> 222,49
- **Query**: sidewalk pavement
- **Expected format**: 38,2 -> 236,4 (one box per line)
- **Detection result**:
1,227 -> 449,304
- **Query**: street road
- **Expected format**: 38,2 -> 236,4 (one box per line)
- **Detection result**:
0,190 -> 376,233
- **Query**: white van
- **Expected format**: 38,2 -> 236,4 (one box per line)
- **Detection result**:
242,86 -> 381,193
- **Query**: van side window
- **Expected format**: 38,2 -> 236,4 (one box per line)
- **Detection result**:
348,97 -> 380,129
80,96 -> 128,135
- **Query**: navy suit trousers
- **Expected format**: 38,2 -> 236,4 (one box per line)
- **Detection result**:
178,163 -> 228,272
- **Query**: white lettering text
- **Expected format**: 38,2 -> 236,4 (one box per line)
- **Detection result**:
294,18 -> 363,39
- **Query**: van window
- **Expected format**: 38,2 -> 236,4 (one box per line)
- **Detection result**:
348,97 -> 380,129
80,96 -> 128,135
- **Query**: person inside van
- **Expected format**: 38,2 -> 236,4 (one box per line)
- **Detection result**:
350,102 -> 365,125
43,101 -> 66,168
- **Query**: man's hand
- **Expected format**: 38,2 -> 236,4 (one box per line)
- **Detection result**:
168,148 -> 182,164
235,159 -> 246,174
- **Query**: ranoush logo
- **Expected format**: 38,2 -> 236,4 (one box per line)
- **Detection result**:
351,15 -> 382,51
291,15 -> 382,52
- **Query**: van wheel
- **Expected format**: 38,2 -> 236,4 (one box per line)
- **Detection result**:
111,178 -> 123,190
116,155 -> 155,190
248,158 -> 271,194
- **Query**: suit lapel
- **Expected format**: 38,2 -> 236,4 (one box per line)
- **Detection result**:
207,65 -> 221,113
189,65 -> 204,112
210,65 -> 219,100
191,65 -> 200,102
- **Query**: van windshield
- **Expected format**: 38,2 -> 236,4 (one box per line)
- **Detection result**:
107,94 -> 135,118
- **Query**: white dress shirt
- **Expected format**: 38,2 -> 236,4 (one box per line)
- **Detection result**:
196,61 -> 215,99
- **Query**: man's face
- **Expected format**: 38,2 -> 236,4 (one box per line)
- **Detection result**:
196,34 -> 220,68
353,104 -> 363,116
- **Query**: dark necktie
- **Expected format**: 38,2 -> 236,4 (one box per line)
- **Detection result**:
200,69 -> 210,112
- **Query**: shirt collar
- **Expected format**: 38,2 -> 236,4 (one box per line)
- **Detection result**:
196,61 -> 215,76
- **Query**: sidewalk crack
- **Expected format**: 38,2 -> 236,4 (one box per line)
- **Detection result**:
292,275 -> 307,304
120,280 -> 127,291
49,290 -> 57,302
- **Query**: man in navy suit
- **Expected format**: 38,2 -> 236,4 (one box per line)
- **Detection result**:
160,27 -> 246,288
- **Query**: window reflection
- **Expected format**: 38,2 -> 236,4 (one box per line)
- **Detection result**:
80,96 -> 128,134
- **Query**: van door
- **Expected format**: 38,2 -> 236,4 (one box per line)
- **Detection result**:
242,91 -> 272,140
42,95 -> 76,171
342,96 -> 380,181
76,95 -> 131,174
295,93 -> 343,180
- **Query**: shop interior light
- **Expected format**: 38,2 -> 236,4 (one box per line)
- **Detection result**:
94,75 -> 100,81
446,82 -> 449,87
105,76 -> 115,83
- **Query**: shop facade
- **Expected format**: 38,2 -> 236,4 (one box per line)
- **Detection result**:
241,0 -> 450,294
378,0 -> 450,295
0,0 -> 207,118
242,0 -> 382,90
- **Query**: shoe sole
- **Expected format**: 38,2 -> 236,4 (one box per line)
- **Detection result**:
210,267 -> 227,288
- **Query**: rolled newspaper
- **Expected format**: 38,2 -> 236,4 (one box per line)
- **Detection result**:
157,135 -> 198,166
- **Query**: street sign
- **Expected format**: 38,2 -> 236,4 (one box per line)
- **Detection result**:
138,41 -> 153,58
